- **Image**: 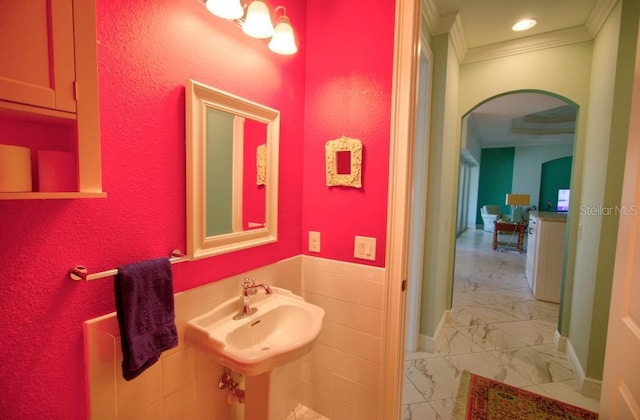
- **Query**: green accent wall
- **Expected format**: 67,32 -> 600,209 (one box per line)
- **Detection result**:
206,108 -> 234,237
539,156 -> 573,211
477,147 -> 514,223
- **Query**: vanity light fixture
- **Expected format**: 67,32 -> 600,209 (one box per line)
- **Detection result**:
512,18 -> 537,32
203,0 -> 297,55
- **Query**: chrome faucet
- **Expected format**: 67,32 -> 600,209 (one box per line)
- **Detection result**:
233,277 -> 273,320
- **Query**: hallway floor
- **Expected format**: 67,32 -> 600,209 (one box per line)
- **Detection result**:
402,229 -> 600,419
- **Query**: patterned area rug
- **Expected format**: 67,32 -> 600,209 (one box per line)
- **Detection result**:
453,370 -> 599,419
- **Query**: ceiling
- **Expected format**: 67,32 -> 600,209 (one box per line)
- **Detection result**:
467,93 -> 576,148
433,0 -> 599,50
428,0 -> 615,149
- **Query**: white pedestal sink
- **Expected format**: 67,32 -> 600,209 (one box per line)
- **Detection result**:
185,286 -> 325,377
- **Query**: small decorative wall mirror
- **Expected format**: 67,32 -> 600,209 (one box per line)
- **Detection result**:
325,136 -> 362,188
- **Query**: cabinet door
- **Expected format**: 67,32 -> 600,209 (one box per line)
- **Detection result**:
525,217 -> 537,289
0,0 -> 76,113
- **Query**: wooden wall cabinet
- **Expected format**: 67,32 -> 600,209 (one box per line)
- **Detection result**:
0,0 -> 104,199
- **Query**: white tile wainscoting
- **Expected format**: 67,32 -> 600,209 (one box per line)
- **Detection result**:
85,255 -> 386,420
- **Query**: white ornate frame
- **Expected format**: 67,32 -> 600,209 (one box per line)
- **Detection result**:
186,80 -> 279,259
325,136 -> 363,188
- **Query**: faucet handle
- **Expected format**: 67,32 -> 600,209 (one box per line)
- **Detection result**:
241,277 -> 258,296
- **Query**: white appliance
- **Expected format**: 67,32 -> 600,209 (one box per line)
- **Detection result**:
525,212 -> 567,303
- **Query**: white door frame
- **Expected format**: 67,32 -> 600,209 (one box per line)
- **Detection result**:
599,16 -> 640,418
406,36 -> 434,352
382,0 -> 421,417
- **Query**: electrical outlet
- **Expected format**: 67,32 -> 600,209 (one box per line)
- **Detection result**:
354,235 -> 376,261
309,231 -> 320,252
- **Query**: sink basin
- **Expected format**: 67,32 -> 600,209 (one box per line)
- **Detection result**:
185,286 -> 325,376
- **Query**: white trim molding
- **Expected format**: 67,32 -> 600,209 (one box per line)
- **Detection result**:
463,26 -> 592,64
382,0 -> 421,417
586,0 -> 619,37
565,335 -> 603,400
554,329 -> 567,352
419,310 -> 452,352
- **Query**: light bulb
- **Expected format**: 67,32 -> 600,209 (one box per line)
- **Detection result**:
512,18 -> 537,32
268,16 -> 297,55
242,1 -> 274,39
205,0 -> 244,20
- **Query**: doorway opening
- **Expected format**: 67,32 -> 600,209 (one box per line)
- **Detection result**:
401,90 -> 597,416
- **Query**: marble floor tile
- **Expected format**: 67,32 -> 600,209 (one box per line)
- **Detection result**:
402,402 -> 440,420
434,327 -> 485,355
490,287 -> 535,304
403,398 -> 454,420
405,357 -> 464,401
492,319 -> 558,346
450,303 -> 523,326
455,322 -> 527,351
402,230 -> 600,416
489,347 -> 575,384
403,375 -> 426,404
446,352 -> 533,388
536,379 -> 601,413
528,343 -> 575,371
429,398 -> 454,420
451,289 -> 496,306
285,403 -> 329,420
406,350 -> 438,360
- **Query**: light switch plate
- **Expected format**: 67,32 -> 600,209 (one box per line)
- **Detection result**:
309,231 -> 320,252
354,235 -> 376,261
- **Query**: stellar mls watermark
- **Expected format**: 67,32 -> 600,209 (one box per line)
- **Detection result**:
580,204 -> 638,216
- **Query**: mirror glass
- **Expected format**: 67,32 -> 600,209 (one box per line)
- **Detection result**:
186,80 -> 279,259
336,151 -> 351,175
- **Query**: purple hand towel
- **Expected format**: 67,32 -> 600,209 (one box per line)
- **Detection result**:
115,257 -> 178,381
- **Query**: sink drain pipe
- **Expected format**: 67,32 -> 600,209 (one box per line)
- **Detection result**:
218,371 -> 245,405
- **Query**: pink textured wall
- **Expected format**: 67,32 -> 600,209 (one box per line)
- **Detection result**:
0,0 -> 304,418
302,0 -> 395,267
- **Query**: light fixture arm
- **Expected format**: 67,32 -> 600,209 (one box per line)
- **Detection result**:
274,5 -> 287,17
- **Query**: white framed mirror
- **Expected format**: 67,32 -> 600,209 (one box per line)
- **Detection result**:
186,79 -> 279,259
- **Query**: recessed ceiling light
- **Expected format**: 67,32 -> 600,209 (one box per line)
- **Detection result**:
512,18 -> 537,32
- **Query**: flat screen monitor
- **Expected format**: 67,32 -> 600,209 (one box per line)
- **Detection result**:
557,189 -> 570,213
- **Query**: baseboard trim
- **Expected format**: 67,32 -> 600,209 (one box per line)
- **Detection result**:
564,335 -> 602,399
581,377 -> 602,400
419,310 -> 452,353
554,330 -> 567,352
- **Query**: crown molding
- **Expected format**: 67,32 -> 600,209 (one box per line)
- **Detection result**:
421,0 -> 613,64
421,0 -> 440,35
586,0 -> 618,36
449,14 -> 468,63
463,25 -> 593,64
422,0 -> 468,63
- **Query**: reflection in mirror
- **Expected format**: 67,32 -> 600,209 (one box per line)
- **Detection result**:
187,80 -> 279,259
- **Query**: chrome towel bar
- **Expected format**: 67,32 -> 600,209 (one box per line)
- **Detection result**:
69,249 -> 188,281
